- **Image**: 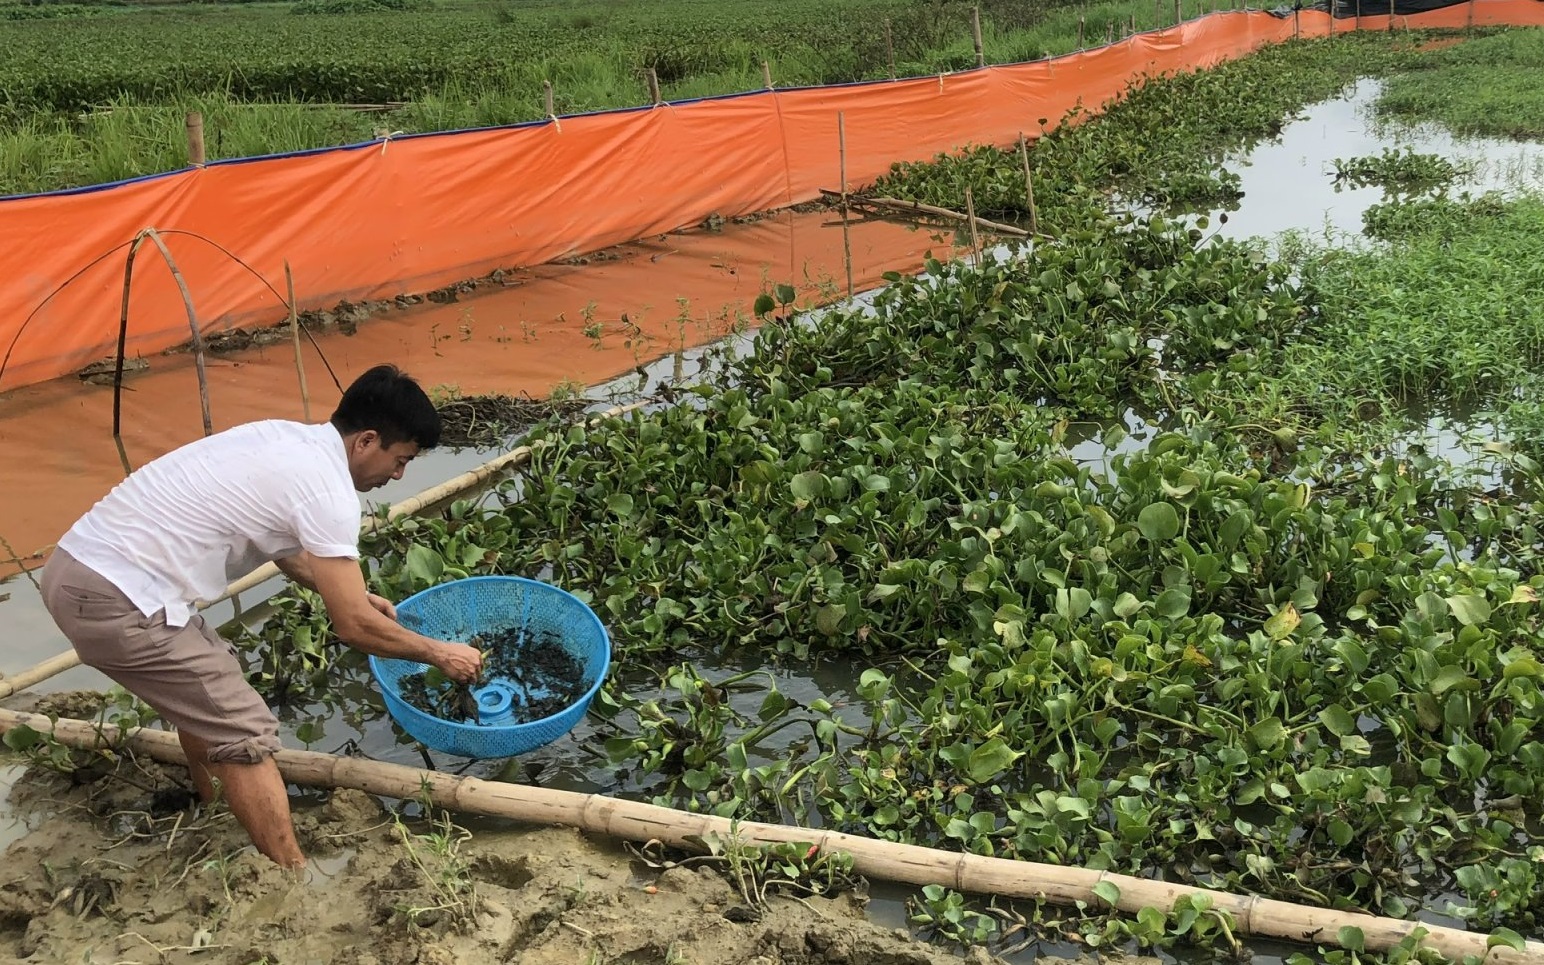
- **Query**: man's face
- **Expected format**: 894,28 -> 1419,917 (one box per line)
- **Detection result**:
348,431 -> 421,492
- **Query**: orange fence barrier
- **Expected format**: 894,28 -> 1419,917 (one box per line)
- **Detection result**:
0,1 -> 1540,394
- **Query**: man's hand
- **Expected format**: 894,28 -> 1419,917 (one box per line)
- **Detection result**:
433,642 -> 484,684
366,593 -> 397,621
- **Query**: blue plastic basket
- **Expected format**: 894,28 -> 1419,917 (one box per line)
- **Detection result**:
369,576 -> 611,759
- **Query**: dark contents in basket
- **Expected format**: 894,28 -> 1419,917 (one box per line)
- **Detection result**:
397,624 -> 588,726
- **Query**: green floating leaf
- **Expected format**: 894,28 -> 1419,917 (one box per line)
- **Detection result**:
1092,880 -> 1122,907
1154,586 -> 1191,619
1318,704 -> 1356,737
790,471 -> 826,500
1487,928 -> 1526,952
404,543 -> 445,585
1264,602 -> 1300,641
814,604 -> 847,636
1503,656 -> 1544,680
966,737 -> 1023,784
1337,925 -> 1365,953
1247,717 -> 1286,752
1137,502 -> 1181,542
2,725 -> 40,752
1446,594 -> 1492,627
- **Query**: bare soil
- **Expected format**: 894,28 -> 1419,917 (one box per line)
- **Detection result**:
0,697 -> 1069,965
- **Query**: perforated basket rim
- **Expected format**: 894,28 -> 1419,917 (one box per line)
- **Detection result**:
367,575 -> 612,738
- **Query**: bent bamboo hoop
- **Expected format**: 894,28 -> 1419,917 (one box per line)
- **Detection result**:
0,401 -> 642,699
0,706 -> 1536,965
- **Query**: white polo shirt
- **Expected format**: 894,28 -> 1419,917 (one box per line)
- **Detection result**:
58,420 -> 361,627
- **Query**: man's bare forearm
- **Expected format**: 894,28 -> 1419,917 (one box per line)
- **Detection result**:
274,553 -> 320,592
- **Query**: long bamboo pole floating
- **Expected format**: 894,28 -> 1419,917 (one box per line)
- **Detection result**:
0,705 -> 1536,965
0,401 -> 645,699
823,191 -> 1031,239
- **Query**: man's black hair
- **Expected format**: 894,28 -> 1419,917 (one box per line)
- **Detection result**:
330,364 -> 442,449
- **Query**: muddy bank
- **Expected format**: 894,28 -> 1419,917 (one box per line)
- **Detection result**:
0,692 -> 1062,965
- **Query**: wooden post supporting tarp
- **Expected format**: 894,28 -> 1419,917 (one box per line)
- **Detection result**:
0,705 -> 1539,965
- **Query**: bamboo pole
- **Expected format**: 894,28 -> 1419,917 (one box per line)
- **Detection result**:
761,60 -> 772,90
827,191 -> 1030,239
112,228 -> 213,473
963,186 -> 982,256
646,68 -> 661,106
0,402 -> 645,701
1078,12 -> 1086,47
1018,134 -> 1040,236
184,112 -> 205,167
1,706 -> 1539,965
1173,0 -> 1181,25
970,6 -> 984,68
883,19 -> 896,79
141,229 -> 213,439
543,80 -> 554,118
837,112 -> 854,299
1387,0 -> 1394,30
285,261 -> 310,422
111,239 -> 140,477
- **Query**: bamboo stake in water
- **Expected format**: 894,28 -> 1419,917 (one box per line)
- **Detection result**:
285,260 -> 311,422
141,229 -> 213,439
1018,134 -> 1040,236
963,186 -> 982,257
184,112 -> 205,167
837,112 -> 854,299
112,240 -> 139,476
112,228 -> 214,473
970,6 -> 984,68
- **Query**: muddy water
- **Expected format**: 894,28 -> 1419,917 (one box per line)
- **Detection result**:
0,208 -> 961,680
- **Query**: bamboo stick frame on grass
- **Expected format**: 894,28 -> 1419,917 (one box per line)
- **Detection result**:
1,705 -> 1540,965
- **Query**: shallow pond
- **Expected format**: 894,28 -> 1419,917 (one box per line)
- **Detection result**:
4,73 -> 1543,963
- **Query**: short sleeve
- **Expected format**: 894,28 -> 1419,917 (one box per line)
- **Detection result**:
292,491 -> 360,560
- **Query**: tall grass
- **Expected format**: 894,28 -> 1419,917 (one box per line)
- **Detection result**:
0,93 -> 375,195
1376,28 -> 1544,138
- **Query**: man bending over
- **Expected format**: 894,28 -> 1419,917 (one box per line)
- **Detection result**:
39,363 -> 483,869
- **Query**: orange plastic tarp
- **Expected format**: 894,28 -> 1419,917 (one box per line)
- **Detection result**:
0,2 -> 1540,393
